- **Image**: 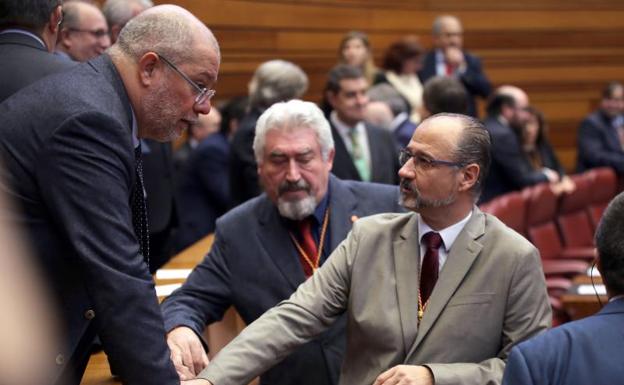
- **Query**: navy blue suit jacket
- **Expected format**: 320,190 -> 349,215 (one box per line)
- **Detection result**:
176,132 -> 231,250
481,116 -> 548,203
0,31 -> 75,102
502,298 -> 624,385
0,55 -> 178,384
161,175 -> 403,385
418,50 -> 491,117
576,110 -> 624,174
330,122 -> 400,185
394,116 -> 418,148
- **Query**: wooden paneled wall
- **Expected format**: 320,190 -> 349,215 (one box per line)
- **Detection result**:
157,0 -> 624,171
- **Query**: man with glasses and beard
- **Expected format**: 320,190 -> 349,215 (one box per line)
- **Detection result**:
480,85 -> 560,203
181,113 -> 550,385
161,99 -> 403,385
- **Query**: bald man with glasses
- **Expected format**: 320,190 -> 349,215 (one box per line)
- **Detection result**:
0,5 -> 219,385
56,1 -> 110,62
184,113 -> 550,385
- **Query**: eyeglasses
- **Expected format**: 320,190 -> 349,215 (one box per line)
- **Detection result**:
68,28 -> 109,39
398,149 -> 464,170
156,53 -> 216,106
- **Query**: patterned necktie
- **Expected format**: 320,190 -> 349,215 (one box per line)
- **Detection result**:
132,145 -> 150,265
421,232 -> 443,304
297,217 -> 318,278
350,129 -> 371,182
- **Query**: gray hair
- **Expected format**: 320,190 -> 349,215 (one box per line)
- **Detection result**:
367,83 -> 409,117
253,99 -> 334,163
110,5 -> 219,66
102,0 -> 153,28
0,0 -> 62,31
248,60 -> 309,110
432,14 -> 460,36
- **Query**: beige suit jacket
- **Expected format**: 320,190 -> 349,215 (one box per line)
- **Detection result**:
201,208 -> 551,385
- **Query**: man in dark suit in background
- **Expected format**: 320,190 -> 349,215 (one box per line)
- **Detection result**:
176,108 -> 231,251
576,81 -> 624,175
162,100 -> 403,385
0,5 -> 220,384
325,65 -> 400,184
0,0 -> 74,102
418,15 -> 491,117
481,85 -> 558,203
503,191 -> 624,385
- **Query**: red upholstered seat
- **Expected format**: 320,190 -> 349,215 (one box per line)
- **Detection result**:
480,191 -> 526,236
587,167 -> 617,231
556,173 -> 595,257
524,183 -> 589,278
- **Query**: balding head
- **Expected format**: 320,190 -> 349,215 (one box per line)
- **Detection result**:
108,4 -> 221,143
110,4 -> 220,66
58,1 -> 110,61
496,85 -> 529,109
102,0 -> 154,43
494,85 -> 531,130
432,15 -> 463,49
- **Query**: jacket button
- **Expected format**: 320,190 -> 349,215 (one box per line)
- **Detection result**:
55,354 -> 65,365
84,309 -> 96,320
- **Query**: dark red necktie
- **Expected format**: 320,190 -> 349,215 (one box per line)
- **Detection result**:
297,218 -> 318,278
445,62 -> 454,76
421,232 -> 443,304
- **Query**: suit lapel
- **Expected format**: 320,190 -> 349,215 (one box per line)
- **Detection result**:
406,209 -> 486,360
392,214 -> 421,357
256,197 -> 306,290
326,176 -> 357,256
365,125 -> 381,181
330,123 -> 361,181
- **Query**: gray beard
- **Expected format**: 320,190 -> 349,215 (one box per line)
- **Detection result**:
399,185 -> 457,211
277,195 -> 317,220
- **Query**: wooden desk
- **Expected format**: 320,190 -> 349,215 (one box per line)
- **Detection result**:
561,274 -> 607,321
81,234 -> 247,384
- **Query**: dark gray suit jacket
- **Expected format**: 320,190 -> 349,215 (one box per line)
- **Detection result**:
481,116 -> 549,203
0,30 -> 75,102
576,110 -> 624,174
161,175 -> 403,385
0,54 -> 178,385
330,122 -> 400,185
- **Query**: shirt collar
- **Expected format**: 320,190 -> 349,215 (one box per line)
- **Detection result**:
417,210 -> 473,252
130,107 -> 140,149
0,28 -> 46,49
330,110 -> 362,133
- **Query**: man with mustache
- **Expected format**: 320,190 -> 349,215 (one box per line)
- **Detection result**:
184,113 -> 551,385
161,99 -> 403,385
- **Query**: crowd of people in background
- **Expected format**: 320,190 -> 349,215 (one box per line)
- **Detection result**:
1,1 -> 624,385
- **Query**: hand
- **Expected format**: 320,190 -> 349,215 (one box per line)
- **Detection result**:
542,168 -> 560,183
444,46 -> 465,68
182,380 -> 212,385
373,365 -> 434,385
167,326 -> 210,380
